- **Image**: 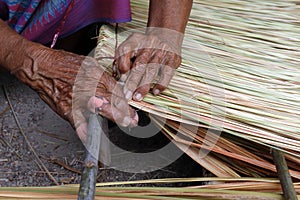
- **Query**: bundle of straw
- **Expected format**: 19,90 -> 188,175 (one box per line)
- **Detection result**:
95,0 -> 300,178
0,178 -> 299,199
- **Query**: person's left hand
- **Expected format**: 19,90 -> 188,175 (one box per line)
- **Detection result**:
114,31 -> 182,101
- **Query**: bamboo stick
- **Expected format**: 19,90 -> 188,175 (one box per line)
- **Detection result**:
78,114 -> 103,200
272,149 -> 298,200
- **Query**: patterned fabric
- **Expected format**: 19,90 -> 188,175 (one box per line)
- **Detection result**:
0,0 -> 131,44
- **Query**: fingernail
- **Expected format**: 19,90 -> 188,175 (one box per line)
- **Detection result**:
134,93 -> 143,101
95,107 -> 102,113
88,96 -> 103,113
125,91 -> 133,100
153,89 -> 160,95
120,74 -> 128,82
118,81 -> 125,86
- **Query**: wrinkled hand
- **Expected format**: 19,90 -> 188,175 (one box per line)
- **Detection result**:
13,45 -> 138,141
115,30 -> 182,101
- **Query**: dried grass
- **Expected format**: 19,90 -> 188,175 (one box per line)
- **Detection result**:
95,0 -> 300,179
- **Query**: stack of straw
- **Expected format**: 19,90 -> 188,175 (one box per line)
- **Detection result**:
1,178 -> 299,199
95,0 -> 300,179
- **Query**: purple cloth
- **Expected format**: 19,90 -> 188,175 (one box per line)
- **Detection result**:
0,0 -> 131,44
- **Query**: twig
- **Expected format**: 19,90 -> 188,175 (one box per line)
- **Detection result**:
0,105 -> 10,117
0,119 -> 23,159
34,159 -> 43,172
35,171 -> 66,175
0,137 -> 22,159
272,148 -> 297,200
50,157 -> 82,174
2,85 -> 59,186
9,129 -> 14,143
35,129 -> 69,141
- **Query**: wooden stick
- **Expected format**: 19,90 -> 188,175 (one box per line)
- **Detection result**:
272,148 -> 297,200
78,114 -> 103,200
50,158 -> 82,174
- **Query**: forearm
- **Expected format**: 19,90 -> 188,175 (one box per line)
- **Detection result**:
0,21 -> 137,130
0,19 -> 40,73
147,0 -> 192,33
147,0 -> 192,50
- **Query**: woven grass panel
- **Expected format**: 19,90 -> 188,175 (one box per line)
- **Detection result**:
95,0 -> 300,178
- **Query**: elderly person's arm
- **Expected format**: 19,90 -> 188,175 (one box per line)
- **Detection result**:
0,19 -> 138,141
116,0 -> 193,101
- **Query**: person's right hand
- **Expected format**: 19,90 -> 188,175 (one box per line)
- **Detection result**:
11,44 -> 138,142
0,19 -> 138,142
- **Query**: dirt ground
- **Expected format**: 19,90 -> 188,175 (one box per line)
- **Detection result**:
0,70 -> 209,187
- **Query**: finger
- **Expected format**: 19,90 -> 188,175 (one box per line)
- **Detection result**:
93,82 -> 139,127
117,33 -> 153,85
87,96 -> 109,113
99,101 -> 138,127
123,63 -> 146,100
97,75 -> 131,110
93,63 -> 139,126
164,51 -> 182,69
111,87 -> 139,126
116,51 -> 132,75
88,95 -> 138,127
133,61 -> 160,101
110,90 -> 139,125
153,64 -> 176,95
116,35 -> 139,75
119,71 -> 130,82
123,51 -> 152,100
